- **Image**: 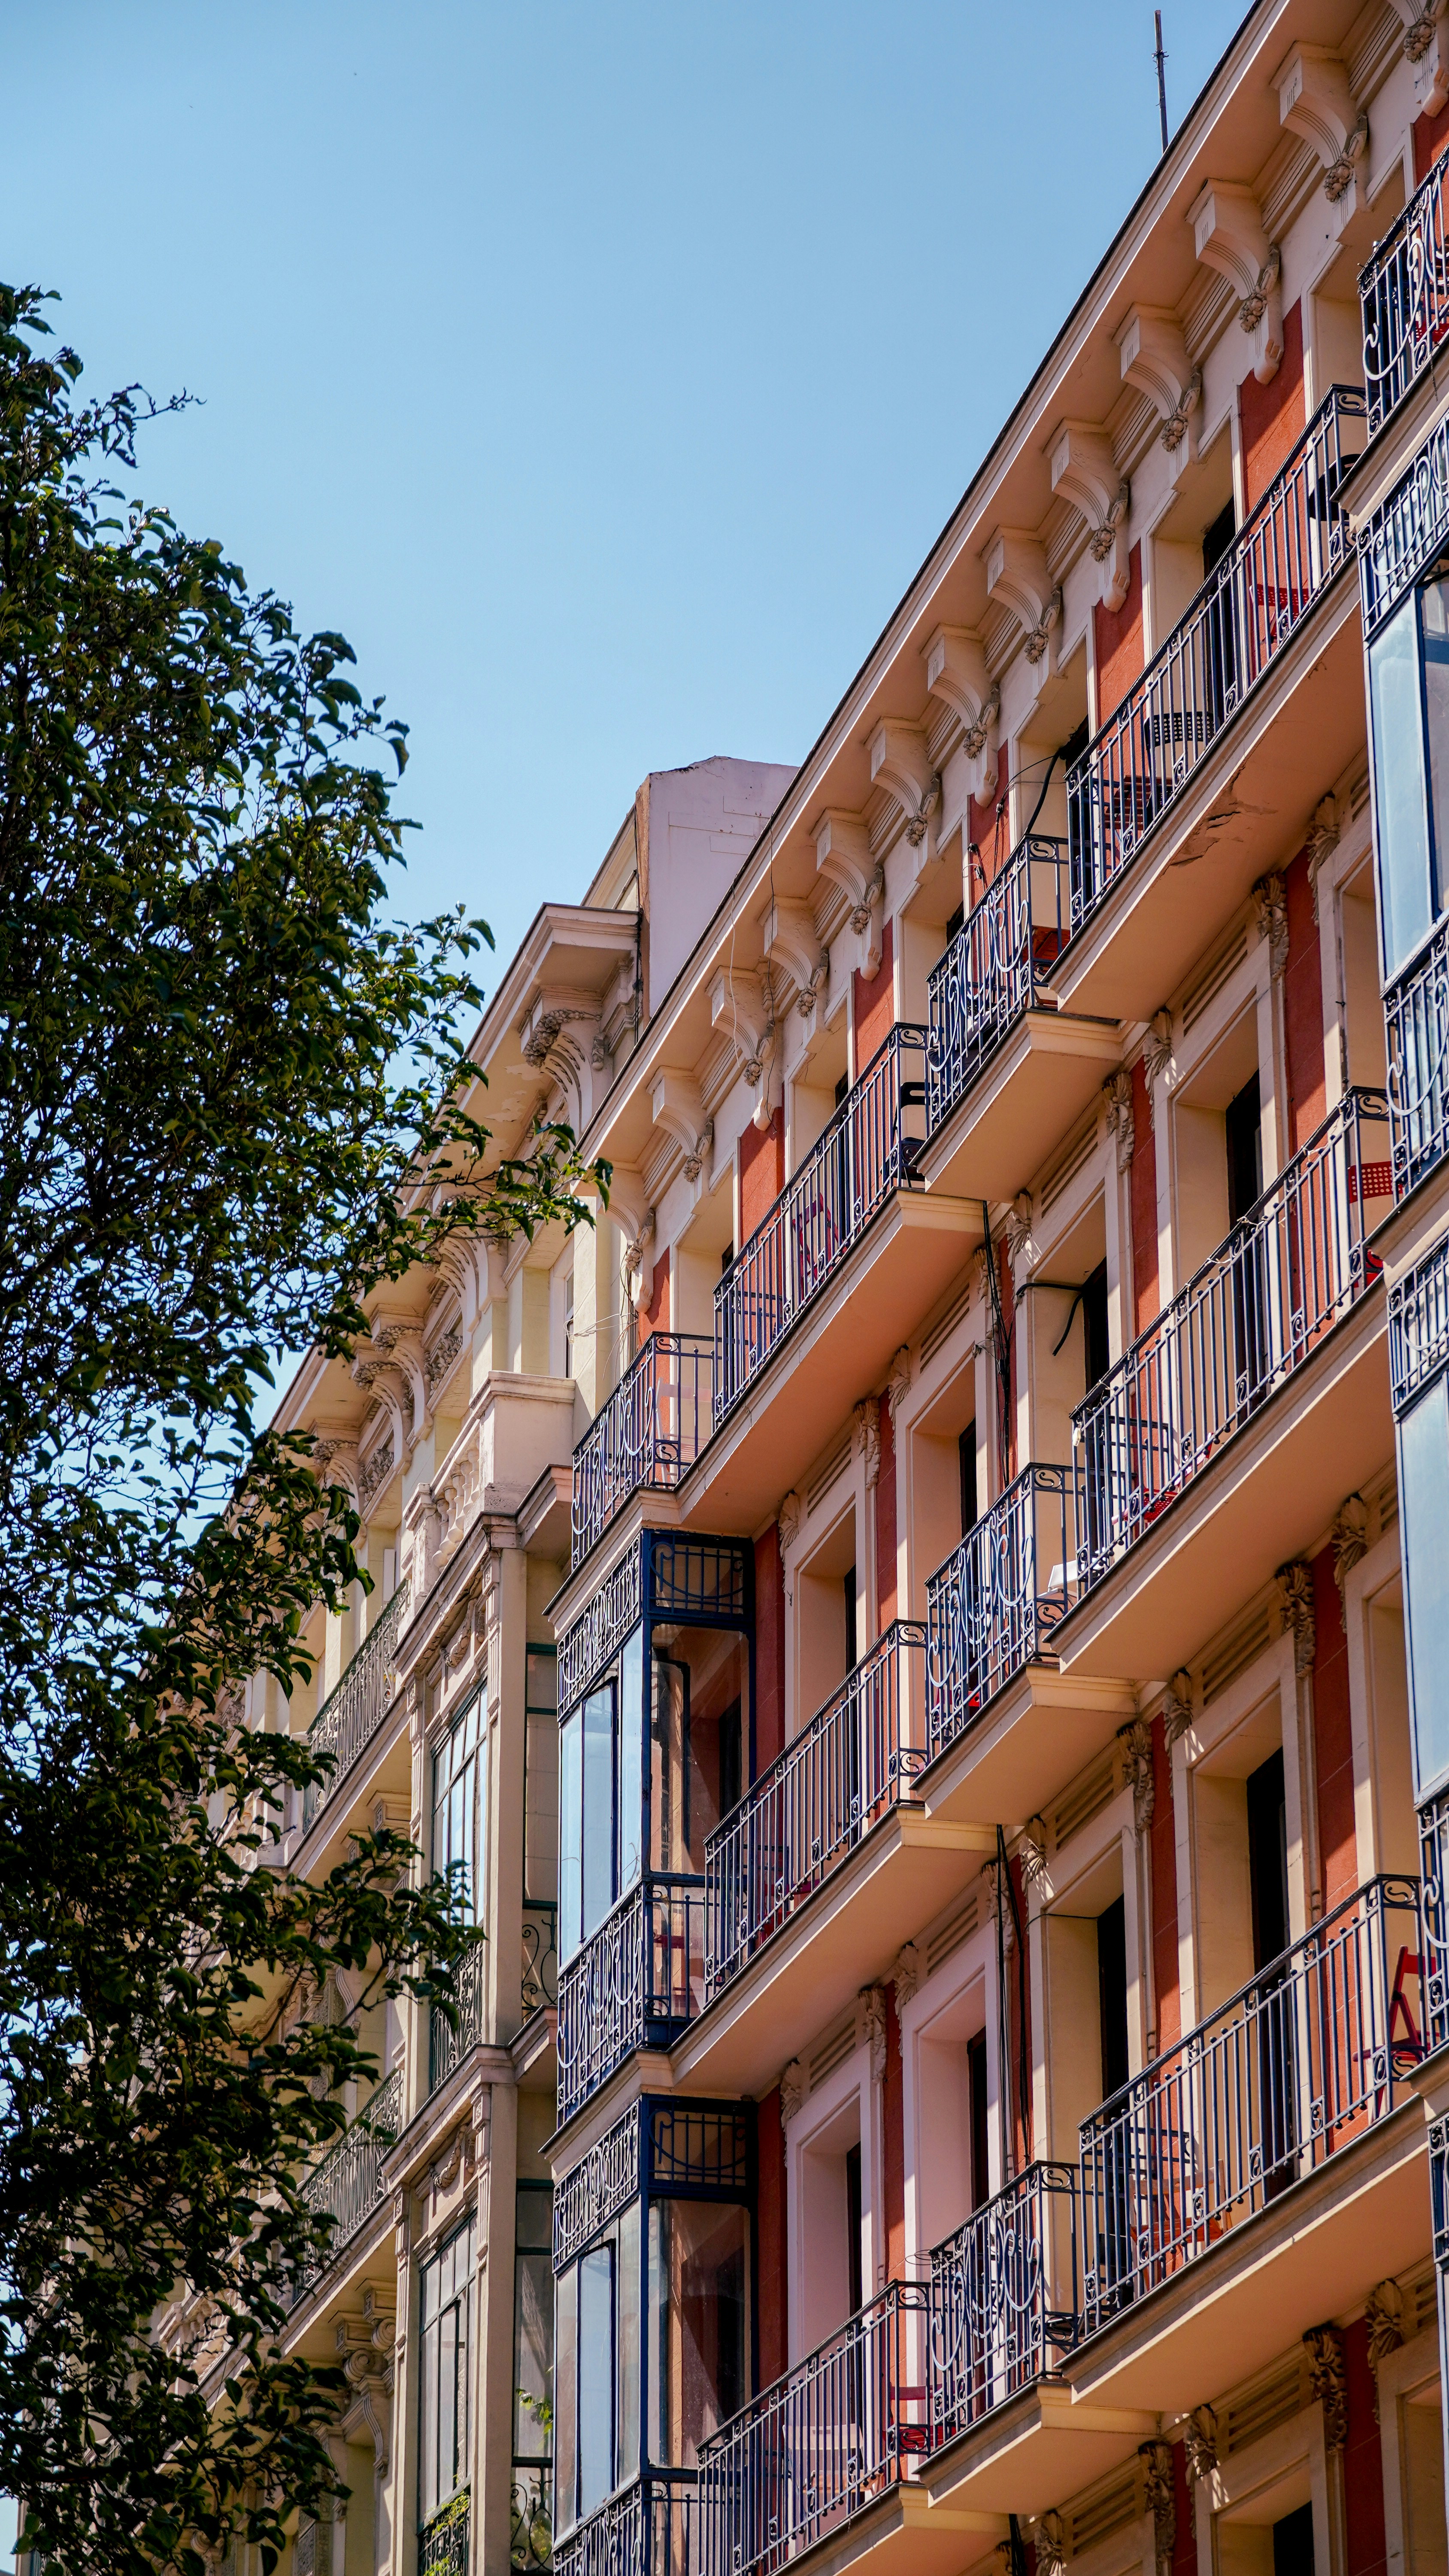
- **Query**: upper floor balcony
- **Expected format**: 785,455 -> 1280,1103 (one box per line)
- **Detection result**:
1361,147 -> 1449,440
704,1619 -> 926,2002
1068,386 -> 1364,948
1385,923 -> 1449,1203
571,1333 -> 714,1571
925,1465 -> 1075,1766
302,1575 -> 409,1836
290,2061 -> 403,2308
1077,1873 -> 1423,2346
925,834 -> 1068,1133
556,1874 -> 705,2127
1064,1088 -> 1391,1671
714,1024 -> 927,1424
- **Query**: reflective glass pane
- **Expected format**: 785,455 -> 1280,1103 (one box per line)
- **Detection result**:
578,2244 -> 615,2516
1424,577 -> 1449,916
646,2199 -> 750,2469
649,1626 -> 749,1873
559,1710 -> 582,1961
554,2263 -> 577,2533
582,1685 -> 615,1940
1402,1379 -> 1449,1800
1370,596 -> 1434,980
618,1627 -> 643,1894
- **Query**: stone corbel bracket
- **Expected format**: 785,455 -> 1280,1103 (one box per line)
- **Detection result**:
606,1166 -> 655,1311
1189,182 -> 1283,384
651,1069 -> 715,1187
923,626 -> 999,815
351,1322 -> 424,1460
1388,0 -> 1449,120
985,529 -> 1061,677
1275,43 -> 1367,218
1050,424 -> 1132,612
709,964 -> 780,1128
868,719 -> 940,859
1117,305 -> 1201,468
762,890 -> 829,1022
815,809 -> 885,977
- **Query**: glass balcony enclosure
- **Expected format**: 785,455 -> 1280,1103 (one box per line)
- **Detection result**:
553,2100 -> 754,2576
555,1537 -> 753,2122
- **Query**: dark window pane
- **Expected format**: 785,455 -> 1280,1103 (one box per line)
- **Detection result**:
559,1710 -> 582,1962
582,1684 -> 615,1941
1370,595 -> 1434,980
1097,1895 -> 1129,2098
1401,1380 -> 1449,1800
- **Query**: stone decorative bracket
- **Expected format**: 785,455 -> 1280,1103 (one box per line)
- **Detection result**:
709,964 -> 779,1127
985,530 -> 1061,671
893,1941 -> 922,2010
869,719 -> 940,855
922,626 -> 1000,810
1277,1559 -> 1317,1674
777,1488 -> 802,1555
1119,1716 -> 1156,1838
858,1983 -> 888,2080
779,2058 -> 805,2124
1306,794 -> 1341,922
887,1343 -> 912,1423
1050,424 -> 1132,611
1387,0 -> 1449,119
650,1069 -> 714,1185
1143,1008 -> 1176,1115
1163,1668 -> 1194,1746
1139,2439 -> 1177,2576
1331,1492 -> 1368,1603
1253,871 -> 1289,981
1304,2322 -> 1348,2450
605,1167 -> 655,1311
1184,2404 -> 1219,2483
1006,1190 -> 1040,1271
855,1397 -> 881,1490
1104,1067 -> 1135,1174
1275,43 -> 1367,217
1117,305 -> 1201,462
762,891 -> 829,1024
815,809 -> 885,975
1189,183 -> 1283,383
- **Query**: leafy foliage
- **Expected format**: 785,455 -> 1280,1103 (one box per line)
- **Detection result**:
0,283 -> 596,2570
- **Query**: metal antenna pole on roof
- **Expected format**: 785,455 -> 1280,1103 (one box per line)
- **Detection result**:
1155,12 -> 1170,155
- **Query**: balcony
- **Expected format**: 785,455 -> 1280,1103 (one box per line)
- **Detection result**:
696,2280 -> 930,2576
555,1876 -> 705,2127
302,1577 -> 409,1834
926,835 -> 1069,1130
704,1621 -> 927,2000
715,1027 -> 927,1425
1066,387 -> 1365,947
1071,1090 -> 1391,1601
291,2061 -> 403,2302
555,2476 -> 694,2576
1386,921 -> 1449,1203
929,2163 -> 1078,2452
572,1333 -> 714,1570
1420,1789 -> 1449,2056
1361,150 -> 1449,437
523,1897 -> 560,2017
512,2463 -> 555,2574
420,2491 -> 471,2576
925,1467 -> 1076,1765
1077,1876 -> 1422,2341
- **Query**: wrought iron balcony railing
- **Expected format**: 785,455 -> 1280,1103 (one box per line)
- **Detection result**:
303,1577 -> 409,1834
697,2279 -> 930,2576
925,1465 -> 1076,1762
928,2162 -> 1078,2449
715,1027 -> 927,1424
1362,150 -> 1449,436
925,835 -> 1069,1132
555,2475 -> 694,2576
420,2490 -> 471,2576
572,1334 -> 714,1571
1386,921 -> 1449,1202
704,1621 -> 927,1999
1078,1875 -> 1422,2337
511,2462 -> 554,2574
556,1875 -> 705,2126
1072,1089 -> 1390,1592
1420,1789 -> 1449,2057
430,1941 -> 485,2095
523,1898 -> 559,2018
1066,387 -> 1365,937
293,2061 -> 403,2301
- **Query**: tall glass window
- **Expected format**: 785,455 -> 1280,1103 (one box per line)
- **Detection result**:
554,2199 -> 640,2531
433,1693 -> 485,1924
512,2184 -> 555,2571
1369,571 -> 1449,982
419,2216 -> 476,2526
1400,1375 -> 1449,1801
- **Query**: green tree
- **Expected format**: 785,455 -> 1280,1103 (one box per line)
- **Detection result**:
0,283 -> 597,2572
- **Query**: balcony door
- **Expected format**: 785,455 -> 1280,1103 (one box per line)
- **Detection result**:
1227,1073 -> 1271,1414
1247,1747 -> 1296,2197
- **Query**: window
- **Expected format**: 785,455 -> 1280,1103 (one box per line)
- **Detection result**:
513,2184 -> 555,2566
433,1693 -> 484,1925
1370,575 -> 1449,982
647,2197 -> 750,2468
1400,1377 -> 1449,1801
554,2200 -> 640,2532
419,2217 -> 475,2525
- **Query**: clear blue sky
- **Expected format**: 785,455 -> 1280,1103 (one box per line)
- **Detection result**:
0,6 -> 1249,2555
1,0 -> 1247,991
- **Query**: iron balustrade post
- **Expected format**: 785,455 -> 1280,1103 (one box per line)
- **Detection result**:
1387,923 -> 1449,1200
1077,1875 -> 1422,2336
925,837 -> 1069,1132
703,1621 -> 927,1997
570,1333 -> 714,1569
714,1028 -> 927,1425
1071,1090 -> 1390,1592
430,1941 -> 486,2095
1066,388 -> 1365,937
555,1876 -> 705,2125
927,2163 -> 1078,2446
925,1465 -> 1076,1759
1361,152 -> 1449,435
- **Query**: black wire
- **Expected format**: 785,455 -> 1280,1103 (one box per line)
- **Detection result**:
1021,745 -> 1061,841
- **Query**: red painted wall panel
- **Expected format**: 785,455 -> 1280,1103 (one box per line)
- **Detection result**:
1284,844 -> 1326,1153
1240,299 -> 1305,511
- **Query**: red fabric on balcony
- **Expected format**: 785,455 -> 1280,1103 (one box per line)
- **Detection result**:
1093,540 -> 1143,730
875,1394 -> 897,1633
1240,299 -> 1304,511
1312,1544 -> 1358,1914
755,1523 -> 786,1773
1131,1056 -> 1160,1333
1285,844 -> 1326,1153
1150,1711 -> 1181,2056
853,915 -> 895,1073
1343,2316 -> 1388,2576
740,1105 -> 785,1242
